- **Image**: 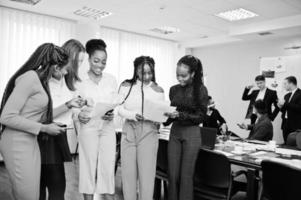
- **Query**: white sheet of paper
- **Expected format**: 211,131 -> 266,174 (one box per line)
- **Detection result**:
90,102 -> 118,118
143,99 -> 176,123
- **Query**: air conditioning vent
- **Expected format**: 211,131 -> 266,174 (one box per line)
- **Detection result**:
10,0 -> 41,5
150,26 -> 180,35
74,7 -> 112,20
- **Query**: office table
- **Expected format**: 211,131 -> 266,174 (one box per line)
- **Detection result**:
157,132 -> 301,200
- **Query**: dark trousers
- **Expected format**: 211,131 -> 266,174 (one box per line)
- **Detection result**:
39,164 -> 66,200
250,114 -> 257,125
167,123 -> 202,200
282,119 -> 295,144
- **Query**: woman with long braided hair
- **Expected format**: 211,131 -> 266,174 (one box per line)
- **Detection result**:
0,43 -> 69,200
118,56 -> 165,200
164,55 -> 208,200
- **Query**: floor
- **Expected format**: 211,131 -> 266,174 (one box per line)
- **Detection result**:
0,160 -> 246,200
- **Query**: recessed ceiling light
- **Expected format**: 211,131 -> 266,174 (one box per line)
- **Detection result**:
74,6 -> 112,20
150,26 -> 180,35
215,8 -> 258,21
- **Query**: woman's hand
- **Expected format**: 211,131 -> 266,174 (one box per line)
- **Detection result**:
237,123 -> 248,130
164,111 -> 179,119
135,114 -> 144,121
78,111 -> 91,124
102,112 -> 114,121
66,97 -> 85,109
40,123 -> 65,136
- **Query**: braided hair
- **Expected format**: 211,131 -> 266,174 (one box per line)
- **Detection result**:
177,55 -> 204,107
0,43 -> 69,132
120,56 -> 156,117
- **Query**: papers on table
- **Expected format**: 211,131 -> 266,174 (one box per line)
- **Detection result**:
143,99 -> 176,123
275,148 -> 301,156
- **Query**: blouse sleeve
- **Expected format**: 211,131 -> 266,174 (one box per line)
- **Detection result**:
117,85 -> 137,121
177,85 -> 208,125
0,71 -> 43,135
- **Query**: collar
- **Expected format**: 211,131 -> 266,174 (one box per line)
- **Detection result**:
136,80 -> 152,88
291,88 -> 298,94
259,87 -> 267,93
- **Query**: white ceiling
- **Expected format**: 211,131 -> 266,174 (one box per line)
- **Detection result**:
1,0 -> 301,47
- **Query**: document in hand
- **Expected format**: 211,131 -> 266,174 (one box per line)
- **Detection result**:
90,102 -> 119,118
143,99 -> 176,123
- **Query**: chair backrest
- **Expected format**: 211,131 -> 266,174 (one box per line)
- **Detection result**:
194,148 -> 231,189
262,160 -> 301,200
200,127 -> 217,150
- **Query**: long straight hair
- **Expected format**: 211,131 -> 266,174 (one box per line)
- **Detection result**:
120,56 -> 156,117
62,39 -> 85,91
177,55 -> 204,107
0,43 -> 68,132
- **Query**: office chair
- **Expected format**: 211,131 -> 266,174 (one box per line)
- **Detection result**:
194,148 -> 246,200
260,160 -> 301,200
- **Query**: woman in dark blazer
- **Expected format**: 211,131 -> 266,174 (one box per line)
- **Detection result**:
164,55 -> 208,200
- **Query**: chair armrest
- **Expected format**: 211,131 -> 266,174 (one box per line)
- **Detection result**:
232,170 -> 247,178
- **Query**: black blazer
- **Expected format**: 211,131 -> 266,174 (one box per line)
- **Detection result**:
204,108 -> 226,130
248,114 -> 273,141
281,88 -> 301,131
242,87 -> 279,120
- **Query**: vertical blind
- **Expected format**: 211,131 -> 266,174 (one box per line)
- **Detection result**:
0,6 -> 76,98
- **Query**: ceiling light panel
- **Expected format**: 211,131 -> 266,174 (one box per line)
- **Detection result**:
215,8 -> 258,21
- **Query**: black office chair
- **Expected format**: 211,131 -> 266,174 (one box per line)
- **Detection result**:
260,160 -> 301,200
154,139 -> 168,200
194,148 -> 246,200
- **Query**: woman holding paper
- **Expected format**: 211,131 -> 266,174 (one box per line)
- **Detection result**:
118,56 -> 165,200
76,39 -> 118,200
164,55 -> 208,200
39,39 -> 85,200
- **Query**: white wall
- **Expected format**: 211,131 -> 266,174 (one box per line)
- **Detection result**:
192,36 -> 301,143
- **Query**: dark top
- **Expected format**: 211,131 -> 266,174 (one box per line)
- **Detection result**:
203,108 -> 226,133
280,88 -> 301,131
247,114 -> 273,141
164,84 -> 208,126
242,87 -> 279,121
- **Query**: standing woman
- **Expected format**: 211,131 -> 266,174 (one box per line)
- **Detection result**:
164,55 -> 208,200
118,56 -> 164,200
0,43 -> 69,200
76,39 -> 117,200
39,39 -> 86,200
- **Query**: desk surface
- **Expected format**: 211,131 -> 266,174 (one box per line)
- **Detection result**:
158,131 -> 301,170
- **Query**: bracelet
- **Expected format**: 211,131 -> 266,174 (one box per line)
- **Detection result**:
65,101 -> 72,109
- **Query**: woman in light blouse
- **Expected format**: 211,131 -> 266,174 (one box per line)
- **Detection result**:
118,56 -> 165,200
39,39 -> 85,200
0,43 -> 69,200
76,39 -> 118,200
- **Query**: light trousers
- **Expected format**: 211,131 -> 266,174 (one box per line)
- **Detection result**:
121,120 -> 159,200
0,130 -> 41,200
78,122 -> 116,194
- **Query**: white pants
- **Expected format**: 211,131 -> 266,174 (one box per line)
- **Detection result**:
78,122 -> 116,194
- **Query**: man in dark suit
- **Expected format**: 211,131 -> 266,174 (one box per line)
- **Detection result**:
242,75 -> 279,124
278,76 -> 301,143
238,100 -> 273,141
